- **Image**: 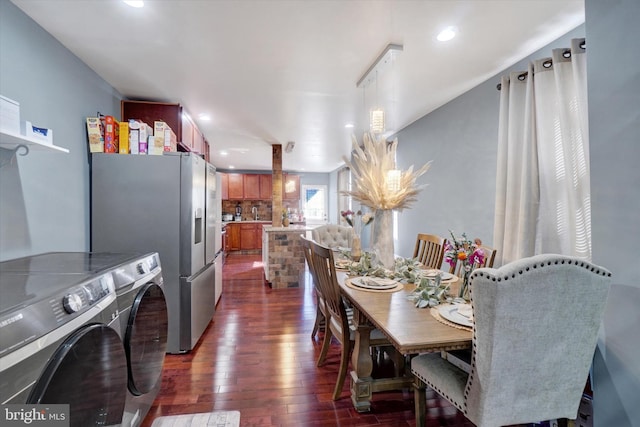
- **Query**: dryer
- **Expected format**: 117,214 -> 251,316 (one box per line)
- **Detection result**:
110,252 -> 167,427
0,267 -> 127,426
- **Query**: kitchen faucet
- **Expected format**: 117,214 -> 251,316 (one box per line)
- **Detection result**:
252,206 -> 258,220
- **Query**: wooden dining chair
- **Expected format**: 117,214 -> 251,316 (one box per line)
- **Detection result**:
301,235 -> 327,340
411,254 -> 612,427
413,233 -> 446,269
305,237 -> 390,400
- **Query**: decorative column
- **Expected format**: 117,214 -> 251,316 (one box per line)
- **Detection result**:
272,144 -> 283,227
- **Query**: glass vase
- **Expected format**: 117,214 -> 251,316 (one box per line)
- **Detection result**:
458,263 -> 471,301
370,209 -> 394,270
351,234 -> 362,262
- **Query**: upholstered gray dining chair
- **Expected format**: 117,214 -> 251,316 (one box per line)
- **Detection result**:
311,224 -> 354,250
411,254 -> 612,427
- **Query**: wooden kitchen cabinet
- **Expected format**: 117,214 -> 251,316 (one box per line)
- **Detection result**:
283,173 -> 300,200
220,173 -> 229,200
121,100 -> 209,160
226,223 -> 241,251
227,173 -> 244,199
243,174 -> 260,199
259,174 -> 272,199
240,223 -> 260,250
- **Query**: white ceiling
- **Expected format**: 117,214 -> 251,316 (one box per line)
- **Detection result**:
11,0 -> 584,173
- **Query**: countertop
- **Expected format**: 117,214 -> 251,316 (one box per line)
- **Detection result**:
263,224 -> 316,232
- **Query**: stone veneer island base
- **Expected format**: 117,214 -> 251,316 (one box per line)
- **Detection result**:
262,224 -> 315,289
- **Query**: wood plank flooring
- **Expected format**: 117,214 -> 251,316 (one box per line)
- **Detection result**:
140,253 -> 476,427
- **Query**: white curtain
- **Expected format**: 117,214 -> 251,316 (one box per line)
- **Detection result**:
494,38 -> 591,265
337,167 -> 350,223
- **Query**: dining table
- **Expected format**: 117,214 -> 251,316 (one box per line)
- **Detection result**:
336,270 -> 472,413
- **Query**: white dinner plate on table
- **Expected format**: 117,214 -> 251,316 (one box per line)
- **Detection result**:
335,259 -> 355,270
423,270 -> 455,281
350,277 -> 398,290
438,303 -> 473,327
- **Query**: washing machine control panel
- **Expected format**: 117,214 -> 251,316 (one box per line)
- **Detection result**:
62,274 -> 114,314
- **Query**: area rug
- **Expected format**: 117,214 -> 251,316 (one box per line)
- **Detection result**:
150,411 -> 240,427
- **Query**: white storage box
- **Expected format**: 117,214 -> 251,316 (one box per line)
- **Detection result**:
0,95 -> 20,134
22,120 -> 53,145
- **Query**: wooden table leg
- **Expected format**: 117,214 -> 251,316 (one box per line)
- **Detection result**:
413,376 -> 426,427
350,308 -> 374,412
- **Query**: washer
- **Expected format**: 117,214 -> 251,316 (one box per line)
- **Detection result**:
110,253 -> 167,427
0,252 -> 168,427
0,265 -> 127,426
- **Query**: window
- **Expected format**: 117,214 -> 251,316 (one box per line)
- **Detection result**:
302,185 -> 327,223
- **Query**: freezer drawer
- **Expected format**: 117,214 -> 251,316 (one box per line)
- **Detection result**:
179,263 -> 215,352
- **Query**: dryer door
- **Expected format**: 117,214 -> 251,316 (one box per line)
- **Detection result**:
27,324 -> 127,427
124,283 -> 168,395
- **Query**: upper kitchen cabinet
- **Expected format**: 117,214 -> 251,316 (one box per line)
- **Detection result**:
121,100 -> 209,161
259,174 -> 272,199
227,173 -> 244,200
220,173 -> 229,200
283,173 -> 300,200
243,174 -> 261,199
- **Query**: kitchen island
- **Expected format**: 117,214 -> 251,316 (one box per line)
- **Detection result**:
262,224 -> 316,289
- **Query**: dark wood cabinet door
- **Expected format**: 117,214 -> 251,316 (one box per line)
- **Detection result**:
220,173 -> 229,200
121,101 -> 182,140
240,223 -> 259,250
227,173 -> 244,200
259,174 -> 272,200
227,224 -> 240,250
243,174 -> 260,199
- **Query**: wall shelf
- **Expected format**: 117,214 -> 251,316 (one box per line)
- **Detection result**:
0,129 -> 69,153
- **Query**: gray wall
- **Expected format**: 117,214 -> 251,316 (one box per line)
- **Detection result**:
394,26 -> 586,261
2,0 -> 637,423
0,0 -> 121,261
586,0 -> 640,426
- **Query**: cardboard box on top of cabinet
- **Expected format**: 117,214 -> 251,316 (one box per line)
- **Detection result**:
103,115 -> 118,153
86,117 -> 103,153
118,121 -> 129,154
0,95 -> 20,134
153,121 -> 177,153
128,119 -> 152,155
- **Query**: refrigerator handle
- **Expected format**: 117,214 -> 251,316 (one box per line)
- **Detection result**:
195,207 -> 203,244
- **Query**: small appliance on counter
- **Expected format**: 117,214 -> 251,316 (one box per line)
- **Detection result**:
222,213 -> 233,222
234,203 -> 242,221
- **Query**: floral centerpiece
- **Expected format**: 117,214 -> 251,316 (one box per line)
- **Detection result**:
341,132 -> 432,269
340,209 -> 373,261
340,209 -> 373,235
444,230 -> 485,299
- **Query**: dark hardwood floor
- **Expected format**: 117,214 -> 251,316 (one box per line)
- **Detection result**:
140,253 -> 475,427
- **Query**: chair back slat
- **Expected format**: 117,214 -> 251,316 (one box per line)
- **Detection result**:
413,233 -> 446,269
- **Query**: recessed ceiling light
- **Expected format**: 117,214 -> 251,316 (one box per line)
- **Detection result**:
345,123 -> 354,129
198,113 -> 211,121
437,26 -> 457,42
229,165 -> 235,169
123,0 -> 144,7
220,151 -> 228,156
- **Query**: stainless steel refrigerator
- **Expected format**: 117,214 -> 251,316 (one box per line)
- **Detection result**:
91,152 -> 216,353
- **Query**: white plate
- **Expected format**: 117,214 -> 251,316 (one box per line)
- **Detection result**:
350,277 -> 398,290
422,270 -> 455,281
438,303 -> 473,327
335,260 -> 355,270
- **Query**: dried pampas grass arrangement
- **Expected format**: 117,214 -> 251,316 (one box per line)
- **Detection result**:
342,132 -> 431,210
